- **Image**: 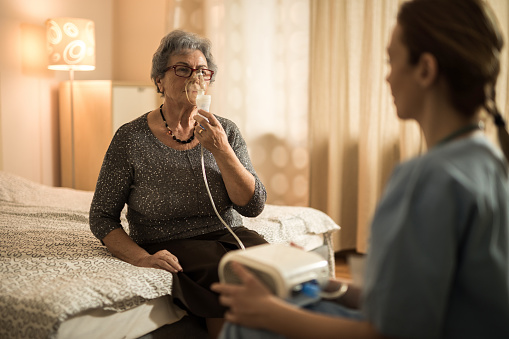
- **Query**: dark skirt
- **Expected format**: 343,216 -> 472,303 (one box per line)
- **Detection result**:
140,226 -> 267,318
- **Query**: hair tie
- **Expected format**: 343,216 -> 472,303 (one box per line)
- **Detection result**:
494,112 -> 506,127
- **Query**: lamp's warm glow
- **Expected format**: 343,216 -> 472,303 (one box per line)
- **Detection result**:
46,17 -> 95,71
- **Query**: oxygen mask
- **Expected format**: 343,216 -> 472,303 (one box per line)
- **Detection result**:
195,70 -> 211,111
184,69 -> 207,106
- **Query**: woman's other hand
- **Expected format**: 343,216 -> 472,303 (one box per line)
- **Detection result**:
103,228 -> 182,273
137,250 -> 183,273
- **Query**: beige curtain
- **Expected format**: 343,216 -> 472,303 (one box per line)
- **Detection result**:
309,0 -> 509,253
167,0 -> 312,207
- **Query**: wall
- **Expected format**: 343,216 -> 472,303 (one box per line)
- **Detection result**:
112,0 -> 167,83
0,0 -> 113,186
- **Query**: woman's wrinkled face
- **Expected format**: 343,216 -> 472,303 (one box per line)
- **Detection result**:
386,24 -> 422,120
157,49 -> 209,107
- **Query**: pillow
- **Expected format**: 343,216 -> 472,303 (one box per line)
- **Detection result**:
242,204 -> 340,250
0,171 -> 93,212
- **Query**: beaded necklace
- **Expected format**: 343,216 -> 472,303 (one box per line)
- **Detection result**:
159,104 -> 195,144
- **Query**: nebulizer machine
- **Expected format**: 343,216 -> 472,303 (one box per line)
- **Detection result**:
190,71 -> 346,306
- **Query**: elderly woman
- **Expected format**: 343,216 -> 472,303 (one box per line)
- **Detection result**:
89,30 -> 267,338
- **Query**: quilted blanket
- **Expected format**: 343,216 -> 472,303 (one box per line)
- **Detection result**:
0,174 -> 175,338
0,172 -> 339,338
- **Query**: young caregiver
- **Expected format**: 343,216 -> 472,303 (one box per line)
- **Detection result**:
212,0 -> 509,338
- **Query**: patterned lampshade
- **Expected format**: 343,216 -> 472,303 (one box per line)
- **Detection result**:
46,17 -> 95,71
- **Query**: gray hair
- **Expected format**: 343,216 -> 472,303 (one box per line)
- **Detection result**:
151,30 -> 217,94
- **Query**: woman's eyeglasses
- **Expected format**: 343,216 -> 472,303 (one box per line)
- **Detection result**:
164,65 -> 214,80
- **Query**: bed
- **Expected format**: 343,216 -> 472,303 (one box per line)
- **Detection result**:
0,171 -> 340,339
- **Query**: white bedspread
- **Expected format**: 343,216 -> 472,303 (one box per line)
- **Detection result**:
0,172 -> 339,338
0,177 -> 175,338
